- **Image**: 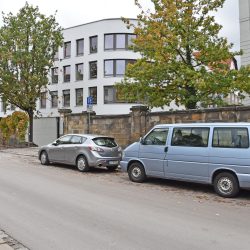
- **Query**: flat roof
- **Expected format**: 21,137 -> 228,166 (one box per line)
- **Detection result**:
63,18 -> 138,31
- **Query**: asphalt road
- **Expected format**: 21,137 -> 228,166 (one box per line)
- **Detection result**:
0,151 -> 250,250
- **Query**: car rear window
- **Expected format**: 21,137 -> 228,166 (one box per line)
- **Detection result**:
92,137 -> 117,147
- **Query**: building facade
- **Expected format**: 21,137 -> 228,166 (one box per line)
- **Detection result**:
0,17 -> 243,119
37,18 -> 146,117
239,0 -> 250,66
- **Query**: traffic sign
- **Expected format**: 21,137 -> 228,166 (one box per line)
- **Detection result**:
87,96 -> 93,105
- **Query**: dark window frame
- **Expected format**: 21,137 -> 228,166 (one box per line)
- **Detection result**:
63,65 -> 71,82
212,127 -> 249,148
75,88 -> 83,106
51,67 -> 58,84
75,63 -> 83,81
104,59 -> 136,77
89,87 -> 97,104
89,61 -> 97,79
76,38 -> 84,56
63,89 -> 70,107
104,33 -> 136,50
40,92 -> 47,109
64,41 -> 71,58
89,36 -> 98,53
171,127 -> 210,147
50,91 -> 58,108
103,85 -> 134,104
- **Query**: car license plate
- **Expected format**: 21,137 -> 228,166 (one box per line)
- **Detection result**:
109,160 -> 118,165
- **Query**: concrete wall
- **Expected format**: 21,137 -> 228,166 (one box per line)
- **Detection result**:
63,105 -> 250,148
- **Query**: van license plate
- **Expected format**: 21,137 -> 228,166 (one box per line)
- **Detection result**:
109,161 -> 118,165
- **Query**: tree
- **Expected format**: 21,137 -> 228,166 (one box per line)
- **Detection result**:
117,0 -> 250,109
0,2 -> 63,143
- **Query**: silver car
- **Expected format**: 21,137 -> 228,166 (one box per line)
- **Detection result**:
38,134 -> 122,172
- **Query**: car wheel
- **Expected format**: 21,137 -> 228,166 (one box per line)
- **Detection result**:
76,156 -> 89,172
106,165 -> 118,171
128,162 -> 146,183
40,151 -> 49,165
214,172 -> 239,198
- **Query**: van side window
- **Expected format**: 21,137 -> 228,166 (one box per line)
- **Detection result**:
143,128 -> 169,145
171,127 -> 209,147
212,127 -> 249,148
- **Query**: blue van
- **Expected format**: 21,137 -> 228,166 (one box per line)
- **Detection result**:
120,123 -> 250,198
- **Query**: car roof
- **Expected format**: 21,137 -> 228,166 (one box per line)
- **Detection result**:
62,134 -> 114,139
154,122 -> 250,128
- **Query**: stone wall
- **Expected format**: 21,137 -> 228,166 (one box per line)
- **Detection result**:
63,105 -> 250,148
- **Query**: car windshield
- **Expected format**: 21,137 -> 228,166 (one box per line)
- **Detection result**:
92,137 -> 117,148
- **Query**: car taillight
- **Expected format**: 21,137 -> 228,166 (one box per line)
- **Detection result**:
88,146 -> 104,152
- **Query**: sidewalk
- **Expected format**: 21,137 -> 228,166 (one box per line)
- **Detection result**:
0,230 -> 28,250
0,147 -> 39,158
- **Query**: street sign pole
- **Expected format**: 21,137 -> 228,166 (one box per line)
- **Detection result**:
87,96 -> 93,133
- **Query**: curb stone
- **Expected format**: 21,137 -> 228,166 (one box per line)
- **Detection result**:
0,230 -> 29,250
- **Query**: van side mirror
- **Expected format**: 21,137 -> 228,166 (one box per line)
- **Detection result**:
140,137 -> 145,145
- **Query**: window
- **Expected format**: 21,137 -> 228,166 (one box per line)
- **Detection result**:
128,34 -> 136,47
104,33 -> 136,50
104,60 -> 113,76
63,89 -> 70,107
50,91 -> 58,108
54,50 -> 59,61
104,34 -> 113,50
70,135 -> 84,144
63,65 -> 71,82
89,87 -> 97,104
104,59 -> 136,76
213,127 -> 249,148
90,36 -> 97,53
143,128 -> 169,145
75,88 -> 83,106
64,41 -> 71,58
89,61 -> 97,79
40,92 -> 46,109
75,63 -> 83,81
10,103 -> 15,111
51,67 -> 58,84
1,100 -> 6,113
76,39 -> 84,56
57,135 -> 72,144
104,86 -> 132,104
93,137 -> 117,147
171,127 -> 209,147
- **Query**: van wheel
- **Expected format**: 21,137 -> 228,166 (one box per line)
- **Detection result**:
214,172 -> 239,198
76,156 -> 89,172
40,151 -> 49,165
128,162 -> 146,183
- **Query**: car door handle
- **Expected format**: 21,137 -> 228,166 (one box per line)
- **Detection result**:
164,146 -> 168,152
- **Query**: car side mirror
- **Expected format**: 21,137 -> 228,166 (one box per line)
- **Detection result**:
52,139 -> 60,146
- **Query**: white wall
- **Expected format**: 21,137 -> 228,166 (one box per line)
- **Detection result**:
240,0 -> 250,66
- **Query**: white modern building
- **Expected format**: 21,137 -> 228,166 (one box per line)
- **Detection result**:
0,18 -> 181,118
239,0 -> 250,66
37,18 -> 145,117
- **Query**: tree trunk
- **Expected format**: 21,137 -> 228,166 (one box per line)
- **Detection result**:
27,109 -> 34,144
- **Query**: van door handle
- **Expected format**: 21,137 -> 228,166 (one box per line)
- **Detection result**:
164,146 -> 168,152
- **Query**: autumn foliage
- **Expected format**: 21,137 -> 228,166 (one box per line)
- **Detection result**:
0,111 -> 29,145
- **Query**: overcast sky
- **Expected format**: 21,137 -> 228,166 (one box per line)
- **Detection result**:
0,0 -> 240,51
